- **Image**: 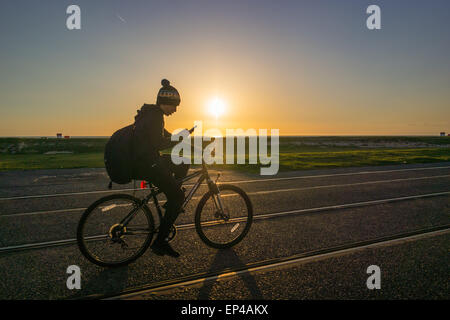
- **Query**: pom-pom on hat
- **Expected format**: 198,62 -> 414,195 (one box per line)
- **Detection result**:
156,79 -> 181,106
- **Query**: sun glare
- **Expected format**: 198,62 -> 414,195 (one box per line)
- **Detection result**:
207,97 -> 226,119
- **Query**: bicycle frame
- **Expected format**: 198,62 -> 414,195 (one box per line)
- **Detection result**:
120,161 -> 222,228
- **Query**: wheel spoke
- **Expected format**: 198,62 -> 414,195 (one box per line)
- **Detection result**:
77,195 -> 154,267
196,185 -> 253,248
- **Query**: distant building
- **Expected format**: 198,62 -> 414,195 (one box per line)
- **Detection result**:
56,133 -> 62,138
64,136 -> 70,139
440,132 -> 445,136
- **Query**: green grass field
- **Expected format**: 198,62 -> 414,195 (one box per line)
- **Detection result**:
1,137 -> 449,172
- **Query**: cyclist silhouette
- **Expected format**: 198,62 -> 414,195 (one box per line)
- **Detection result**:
132,79 -> 189,257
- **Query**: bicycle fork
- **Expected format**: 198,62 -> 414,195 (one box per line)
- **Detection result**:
208,174 -> 229,221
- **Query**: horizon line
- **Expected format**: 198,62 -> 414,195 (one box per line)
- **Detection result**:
0,134 -> 448,138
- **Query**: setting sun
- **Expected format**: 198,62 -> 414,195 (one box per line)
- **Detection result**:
207,97 -> 226,119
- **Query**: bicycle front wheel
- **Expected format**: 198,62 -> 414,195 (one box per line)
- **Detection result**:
77,194 -> 155,267
195,184 -> 253,249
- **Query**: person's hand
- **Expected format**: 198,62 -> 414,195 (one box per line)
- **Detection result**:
182,128 -> 190,135
174,129 -> 190,137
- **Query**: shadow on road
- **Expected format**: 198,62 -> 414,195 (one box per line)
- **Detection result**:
197,248 -> 263,299
67,265 -> 129,299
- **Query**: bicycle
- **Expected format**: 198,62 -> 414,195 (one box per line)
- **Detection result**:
77,158 -> 253,268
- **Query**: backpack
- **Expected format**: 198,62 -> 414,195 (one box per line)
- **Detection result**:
104,124 -> 134,184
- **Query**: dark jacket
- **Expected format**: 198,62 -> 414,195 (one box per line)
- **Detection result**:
131,104 -> 176,176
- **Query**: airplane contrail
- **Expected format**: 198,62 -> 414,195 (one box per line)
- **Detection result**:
116,14 -> 126,23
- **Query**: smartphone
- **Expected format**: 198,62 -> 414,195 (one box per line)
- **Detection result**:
188,125 -> 197,134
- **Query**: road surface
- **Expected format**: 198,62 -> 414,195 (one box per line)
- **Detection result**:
0,162 -> 448,299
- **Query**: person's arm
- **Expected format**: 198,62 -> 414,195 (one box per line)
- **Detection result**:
143,110 -> 177,151
160,128 -> 178,150
159,131 -> 177,150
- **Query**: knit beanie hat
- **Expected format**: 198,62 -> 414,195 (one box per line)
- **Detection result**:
156,79 -> 181,106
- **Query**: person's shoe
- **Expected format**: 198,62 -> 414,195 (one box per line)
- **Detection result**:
151,240 -> 180,258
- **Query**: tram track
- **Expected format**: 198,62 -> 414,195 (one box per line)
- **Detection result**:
1,190 -> 448,254
1,165 -> 449,202
76,225 -> 450,300
2,173 -> 449,218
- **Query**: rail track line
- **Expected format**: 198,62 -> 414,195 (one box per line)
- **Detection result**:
1,191 -> 448,254
76,225 -> 450,300
2,174 -> 450,218
1,165 -> 449,202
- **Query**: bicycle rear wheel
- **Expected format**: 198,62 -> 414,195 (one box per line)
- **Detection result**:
77,194 -> 154,267
195,184 -> 253,249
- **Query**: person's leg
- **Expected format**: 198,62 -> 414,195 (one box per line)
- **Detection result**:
147,159 -> 185,257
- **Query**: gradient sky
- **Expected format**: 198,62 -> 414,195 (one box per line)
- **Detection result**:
1,0 -> 449,136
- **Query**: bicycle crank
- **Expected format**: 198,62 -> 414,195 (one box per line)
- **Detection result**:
167,224 -> 177,242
